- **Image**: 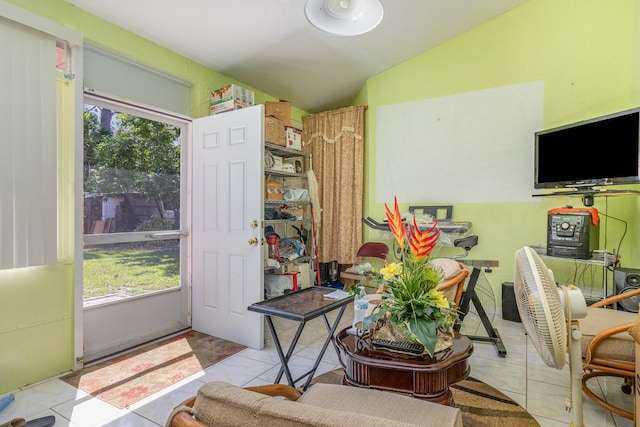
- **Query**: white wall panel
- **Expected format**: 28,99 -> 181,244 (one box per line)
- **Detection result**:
376,81 -> 544,204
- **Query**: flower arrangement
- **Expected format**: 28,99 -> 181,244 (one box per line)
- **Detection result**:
362,197 -> 458,357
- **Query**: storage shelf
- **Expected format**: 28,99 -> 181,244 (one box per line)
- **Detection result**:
265,143 -> 305,158
264,256 -> 313,271
265,168 -> 306,178
532,189 -> 640,198
530,245 -> 616,300
531,245 -> 617,266
265,200 -> 309,206
265,219 -> 304,225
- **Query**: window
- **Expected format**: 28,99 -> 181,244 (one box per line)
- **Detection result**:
82,96 -> 186,303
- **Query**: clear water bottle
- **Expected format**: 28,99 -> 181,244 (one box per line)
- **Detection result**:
352,286 -> 368,330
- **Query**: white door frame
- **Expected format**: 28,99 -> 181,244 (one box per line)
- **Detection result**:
77,93 -> 192,365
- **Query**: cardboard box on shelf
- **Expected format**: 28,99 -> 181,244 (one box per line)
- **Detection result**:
265,115 -> 286,147
285,126 -> 302,151
282,158 -> 302,174
265,176 -> 283,200
280,204 -> 303,218
210,84 -> 255,115
265,101 -> 291,126
272,155 -> 283,171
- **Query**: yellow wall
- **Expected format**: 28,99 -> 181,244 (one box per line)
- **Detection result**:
356,0 -> 639,293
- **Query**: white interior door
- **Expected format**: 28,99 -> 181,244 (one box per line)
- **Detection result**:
192,105 -> 264,349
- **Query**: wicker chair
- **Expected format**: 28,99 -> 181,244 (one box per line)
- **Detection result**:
578,287 -> 640,420
433,259 -> 469,310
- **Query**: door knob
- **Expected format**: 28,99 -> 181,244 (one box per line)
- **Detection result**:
248,238 -> 259,246
251,221 -> 258,229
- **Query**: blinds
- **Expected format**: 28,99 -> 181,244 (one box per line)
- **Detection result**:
0,16 -> 57,269
83,44 -> 192,117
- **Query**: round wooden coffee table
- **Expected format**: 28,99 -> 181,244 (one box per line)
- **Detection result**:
335,328 -> 473,406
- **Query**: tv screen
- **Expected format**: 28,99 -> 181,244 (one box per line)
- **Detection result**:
535,108 -> 640,190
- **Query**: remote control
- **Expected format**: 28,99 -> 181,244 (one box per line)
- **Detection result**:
372,339 -> 424,354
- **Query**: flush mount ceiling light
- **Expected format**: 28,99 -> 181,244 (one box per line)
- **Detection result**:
305,0 -> 384,36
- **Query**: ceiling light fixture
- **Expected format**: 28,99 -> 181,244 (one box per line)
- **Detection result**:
304,0 -> 384,36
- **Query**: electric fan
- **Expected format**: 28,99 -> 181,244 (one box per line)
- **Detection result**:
514,246 -> 588,427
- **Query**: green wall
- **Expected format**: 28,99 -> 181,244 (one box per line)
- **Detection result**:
1,0 -> 639,394
5,0 -> 308,121
0,0 -> 307,394
355,0 -> 639,295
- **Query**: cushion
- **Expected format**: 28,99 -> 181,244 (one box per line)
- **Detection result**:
187,381 -> 462,427
300,383 -> 463,427
628,321 -> 640,345
431,258 -> 466,304
579,307 -> 636,362
431,258 -> 463,280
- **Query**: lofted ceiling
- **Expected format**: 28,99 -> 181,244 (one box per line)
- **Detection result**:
64,0 -> 528,113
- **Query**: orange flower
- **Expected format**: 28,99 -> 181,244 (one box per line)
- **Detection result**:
407,216 -> 440,261
384,196 -> 406,251
385,196 -> 440,261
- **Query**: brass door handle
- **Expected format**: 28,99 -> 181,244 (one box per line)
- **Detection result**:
248,238 -> 259,246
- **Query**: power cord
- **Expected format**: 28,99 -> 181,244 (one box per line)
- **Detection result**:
600,197 -> 627,269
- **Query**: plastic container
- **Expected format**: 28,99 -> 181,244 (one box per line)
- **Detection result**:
352,286 -> 368,329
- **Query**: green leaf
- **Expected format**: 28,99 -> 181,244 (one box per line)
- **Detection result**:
362,311 -> 386,330
409,316 -> 439,357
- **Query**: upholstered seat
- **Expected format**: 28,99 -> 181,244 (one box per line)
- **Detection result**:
166,381 -> 463,427
580,306 -> 635,363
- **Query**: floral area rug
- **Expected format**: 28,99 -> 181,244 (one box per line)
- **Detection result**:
60,331 -> 245,409
311,369 -> 540,427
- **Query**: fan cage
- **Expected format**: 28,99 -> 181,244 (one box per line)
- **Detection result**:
514,247 -> 567,369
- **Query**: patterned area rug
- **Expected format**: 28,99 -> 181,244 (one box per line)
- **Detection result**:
311,369 -> 540,427
60,331 -> 245,409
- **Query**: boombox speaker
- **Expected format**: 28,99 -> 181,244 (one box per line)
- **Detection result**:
614,267 -> 640,312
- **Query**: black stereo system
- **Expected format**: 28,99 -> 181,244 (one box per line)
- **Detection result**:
547,211 -> 599,259
614,267 -> 640,312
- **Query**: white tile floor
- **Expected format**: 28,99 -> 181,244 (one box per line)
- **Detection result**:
0,305 -> 634,427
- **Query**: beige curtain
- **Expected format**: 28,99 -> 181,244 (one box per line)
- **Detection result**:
302,106 -> 365,264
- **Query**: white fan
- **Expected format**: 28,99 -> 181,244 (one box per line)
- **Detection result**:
514,246 -> 588,427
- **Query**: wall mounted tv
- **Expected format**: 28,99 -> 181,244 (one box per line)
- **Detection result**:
534,108 -> 640,191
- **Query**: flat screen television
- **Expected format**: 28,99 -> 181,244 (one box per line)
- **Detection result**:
534,108 -> 640,191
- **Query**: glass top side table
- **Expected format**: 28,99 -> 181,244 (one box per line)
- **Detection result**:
248,286 -> 353,390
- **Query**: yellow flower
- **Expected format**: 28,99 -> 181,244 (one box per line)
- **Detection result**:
428,288 -> 450,309
380,262 -> 402,280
